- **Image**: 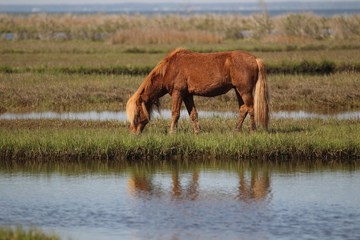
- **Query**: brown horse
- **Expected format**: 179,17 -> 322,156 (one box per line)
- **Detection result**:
126,48 -> 269,134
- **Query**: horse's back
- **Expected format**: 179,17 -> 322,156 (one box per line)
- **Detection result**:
170,51 -> 233,96
175,50 -> 258,78
167,50 -> 258,96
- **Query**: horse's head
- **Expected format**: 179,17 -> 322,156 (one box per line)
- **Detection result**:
126,50 -> 173,133
126,95 -> 150,134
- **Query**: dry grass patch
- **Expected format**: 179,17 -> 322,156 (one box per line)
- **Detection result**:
110,28 -> 222,44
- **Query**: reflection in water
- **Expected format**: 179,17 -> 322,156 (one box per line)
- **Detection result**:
0,161 -> 359,240
128,172 -> 157,197
170,169 -> 200,200
238,168 -> 270,201
128,164 -> 271,202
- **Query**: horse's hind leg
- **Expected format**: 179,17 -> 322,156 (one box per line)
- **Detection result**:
184,95 -> 201,134
235,90 -> 247,131
235,90 -> 256,131
170,91 -> 183,133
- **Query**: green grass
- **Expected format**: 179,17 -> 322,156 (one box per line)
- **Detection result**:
1,118 -> 359,163
0,226 -> 59,240
1,60 -> 359,75
1,41 -> 360,68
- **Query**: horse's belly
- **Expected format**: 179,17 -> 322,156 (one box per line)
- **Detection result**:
189,82 -> 233,97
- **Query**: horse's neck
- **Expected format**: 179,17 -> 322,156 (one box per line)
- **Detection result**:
141,76 -> 166,103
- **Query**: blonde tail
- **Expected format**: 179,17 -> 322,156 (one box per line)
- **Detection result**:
254,58 -> 270,130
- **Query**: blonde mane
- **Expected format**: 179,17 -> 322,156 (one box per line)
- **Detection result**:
126,48 -> 191,126
142,48 -> 191,93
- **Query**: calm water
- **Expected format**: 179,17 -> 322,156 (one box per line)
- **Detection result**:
1,2 -> 359,16
1,110 -> 360,121
0,161 -> 359,240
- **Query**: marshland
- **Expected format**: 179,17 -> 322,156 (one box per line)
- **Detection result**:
1,13 -> 360,162
1,9 -> 360,240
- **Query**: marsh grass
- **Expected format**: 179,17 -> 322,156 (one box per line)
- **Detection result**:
1,60 -> 359,76
1,40 -> 360,69
110,28 -> 222,44
0,226 -> 59,240
1,15 -> 359,163
1,72 -> 359,112
269,72 -> 360,110
1,13 -> 360,42
1,118 -> 359,163
0,73 -> 142,112
1,39 -> 360,56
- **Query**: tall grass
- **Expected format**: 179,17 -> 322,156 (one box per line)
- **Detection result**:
1,72 -> 360,112
1,13 -> 360,43
0,226 -> 59,240
0,72 -> 142,112
1,118 -> 359,163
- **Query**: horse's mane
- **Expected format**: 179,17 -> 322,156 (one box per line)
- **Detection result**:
127,48 -> 191,125
141,48 -> 191,93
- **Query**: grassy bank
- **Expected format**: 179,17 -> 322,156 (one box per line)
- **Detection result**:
1,118 -> 359,163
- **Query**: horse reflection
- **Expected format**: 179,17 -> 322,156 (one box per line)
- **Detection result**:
128,167 -> 270,202
128,173 -> 155,195
237,168 -> 271,201
171,169 -> 200,200
128,168 -> 200,200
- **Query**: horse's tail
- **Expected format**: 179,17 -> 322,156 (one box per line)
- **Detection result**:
254,58 -> 270,130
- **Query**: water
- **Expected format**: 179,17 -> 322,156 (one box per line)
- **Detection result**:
0,161 -> 359,240
1,110 -> 360,121
1,2 -> 359,16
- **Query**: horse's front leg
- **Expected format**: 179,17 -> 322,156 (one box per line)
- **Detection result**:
184,95 -> 201,134
170,91 -> 183,133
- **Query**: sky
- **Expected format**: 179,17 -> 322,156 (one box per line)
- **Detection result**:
0,0 -> 334,5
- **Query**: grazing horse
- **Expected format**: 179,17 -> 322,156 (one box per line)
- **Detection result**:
126,48 -> 270,134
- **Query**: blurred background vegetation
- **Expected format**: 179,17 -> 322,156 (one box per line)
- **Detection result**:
0,13 -> 359,43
